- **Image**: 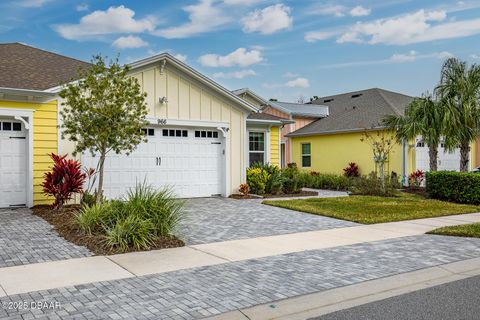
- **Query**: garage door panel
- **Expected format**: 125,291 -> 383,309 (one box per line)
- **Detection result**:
82,127 -> 224,199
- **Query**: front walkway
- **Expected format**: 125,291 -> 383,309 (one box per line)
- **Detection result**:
179,197 -> 356,244
0,208 -> 91,268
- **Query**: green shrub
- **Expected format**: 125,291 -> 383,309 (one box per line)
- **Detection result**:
299,172 -> 351,191
249,163 -> 284,194
104,215 -> 156,252
75,183 -> 184,252
352,173 -> 398,197
426,171 -> 480,204
282,163 -> 302,193
246,167 -> 270,195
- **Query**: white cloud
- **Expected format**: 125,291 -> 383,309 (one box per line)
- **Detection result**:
390,50 -> 418,62
350,6 -> 371,17
199,48 -> 263,67
241,4 -> 292,35
154,0 -> 230,39
305,30 -> 339,42
286,77 -> 310,88
264,77 -> 310,89
173,54 -> 187,62
19,0 -> 50,7
213,69 -> 256,79
471,54 -> 480,59
76,3 -> 89,12
54,6 -> 156,40
317,51 -> 454,69
310,5 -> 346,17
283,72 -> 299,78
112,35 -> 148,49
335,9 -> 480,45
223,0 -> 263,5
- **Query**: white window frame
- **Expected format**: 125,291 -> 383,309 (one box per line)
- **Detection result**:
248,129 -> 270,166
301,142 -> 311,168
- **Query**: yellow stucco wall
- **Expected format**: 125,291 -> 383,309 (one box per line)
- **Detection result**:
0,100 -> 57,205
270,126 -> 280,167
291,130 -> 405,176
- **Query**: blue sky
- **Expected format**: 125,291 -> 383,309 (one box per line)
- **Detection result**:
1,0 -> 480,101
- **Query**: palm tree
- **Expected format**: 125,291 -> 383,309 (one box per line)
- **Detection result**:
435,58 -> 480,172
384,93 -> 443,172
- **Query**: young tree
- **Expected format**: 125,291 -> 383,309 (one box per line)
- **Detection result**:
384,93 -> 444,171
60,55 -> 149,202
361,130 -> 396,192
435,58 -> 480,172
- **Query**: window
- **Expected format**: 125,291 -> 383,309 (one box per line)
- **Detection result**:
2,122 -> 11,131
162,129 -> 188,137
301,143 -> 311,167
249,131 -> 265,166
142,128 -> 155,136
194,130 -> 219,139
12,123 -> 21,131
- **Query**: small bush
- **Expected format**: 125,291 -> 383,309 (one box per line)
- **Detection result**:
246,167 -> 269,194
42,153 -> 86,209
426,171 -> 480,204
282,163 -> 302,193
409,170 -> 425,187
239,183 -> 250,196
343,162 -> 360,178
352,172 -> 399,197
75,183 -> 184,252
298,171 -> 351,191
249,163 -> 284,194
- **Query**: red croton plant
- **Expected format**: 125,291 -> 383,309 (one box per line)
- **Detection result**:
343,162 -> 360,178
42,153 -> 87,209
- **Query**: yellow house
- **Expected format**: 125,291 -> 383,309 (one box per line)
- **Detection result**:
288,88 -> 478,184
0,43 -> 90,207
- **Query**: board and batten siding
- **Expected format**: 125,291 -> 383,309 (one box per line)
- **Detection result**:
269,126 -> 280,167
0,100 -> 58,205
129,65 -> 247,193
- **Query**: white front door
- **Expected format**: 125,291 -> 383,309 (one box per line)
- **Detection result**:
0,120 -> 27,207
82,127 -> 224,199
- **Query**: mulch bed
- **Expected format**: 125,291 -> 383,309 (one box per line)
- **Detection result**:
230,190 -> 318,199
32,205 -> 184,255
401,187 -> 428,197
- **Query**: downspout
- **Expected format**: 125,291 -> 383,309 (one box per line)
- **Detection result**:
402,139 -> 409,187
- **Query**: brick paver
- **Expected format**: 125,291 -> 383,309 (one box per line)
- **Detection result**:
0,208 -> 91,268
1,235 -> 479,319
179,197 -> 357,244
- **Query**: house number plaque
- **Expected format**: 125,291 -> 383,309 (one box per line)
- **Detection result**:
157,119 -> 167,125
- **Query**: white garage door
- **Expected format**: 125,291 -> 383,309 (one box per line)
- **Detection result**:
82,127 -> 224,199
0,120 -> 27,207
415,140 -> 461,172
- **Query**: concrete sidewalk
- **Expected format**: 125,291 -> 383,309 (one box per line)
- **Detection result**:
0,212 -> 479,297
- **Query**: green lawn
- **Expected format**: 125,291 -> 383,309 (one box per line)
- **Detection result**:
428,223 -> 480,238
263,193 -> 480,224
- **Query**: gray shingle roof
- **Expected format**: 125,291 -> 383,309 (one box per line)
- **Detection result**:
287,88 -> 414,137
269,101 -> 329,118
0,43 -> 91,90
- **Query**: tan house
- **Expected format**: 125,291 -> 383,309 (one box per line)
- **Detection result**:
233,88 -> 328,167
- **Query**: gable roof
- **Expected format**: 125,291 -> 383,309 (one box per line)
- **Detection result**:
0,42 -> 91,91
287,88 -> 414,137
269,101 -> 329,118
232,88 -> 270,107
128,53 -> 258,113
247,112 -> 294,124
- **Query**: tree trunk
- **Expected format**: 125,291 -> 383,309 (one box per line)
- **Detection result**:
459,142 -> 470,172
96,152 -> 106,203
428,144 -> 438,172
379,162 -> 385,193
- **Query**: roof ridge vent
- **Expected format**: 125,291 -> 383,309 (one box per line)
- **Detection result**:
351,93 -> 363,98
323,98 -> 334,103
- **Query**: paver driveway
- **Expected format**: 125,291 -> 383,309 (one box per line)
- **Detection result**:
1,235 -> 480,320
178,197 -> 357,244
0,208 -> 91,268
